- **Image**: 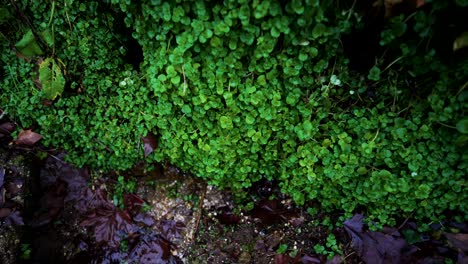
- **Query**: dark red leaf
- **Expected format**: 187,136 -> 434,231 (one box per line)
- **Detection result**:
82,208 -> 133,248
4,179 -> 24,196
142,133 -> 158,157
41,155 -> 89,202
444,233 -> 468,252
216,206 -> 241,225
0,188 -> 5,206
275,253 -> 301,264
134,213 -> 155,226
3,210 -> 23,225
0,207 -> 12,218
124,193 -> 145,214
344,214 -> 407,264
0,122 -> 15,134
158,219 -> 185,240
127,232 -> 179,263
301,255 -> 321,263
15,129 -> 42,145
75,187 -> 114,213
0,168 -> 4,187
325,255 -> 342,264
251,199 -> 290,224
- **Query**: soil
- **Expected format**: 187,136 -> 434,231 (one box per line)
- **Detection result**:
0,127 -> 467,264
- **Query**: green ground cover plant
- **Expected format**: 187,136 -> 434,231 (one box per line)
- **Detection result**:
1,0 -> 467,226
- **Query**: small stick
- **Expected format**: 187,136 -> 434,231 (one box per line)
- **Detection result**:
191,181 -> 207,242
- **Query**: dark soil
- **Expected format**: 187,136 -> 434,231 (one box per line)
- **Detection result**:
1,117 -> 467,264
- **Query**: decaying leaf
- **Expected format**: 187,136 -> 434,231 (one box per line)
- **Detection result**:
444,233 -> 468,252
301,255 -> 321,264
344,214 -> 407,264
158,220 -> 185,240
383,0 -> 426,17
2,210 -> 24,225
15,129 -> 42,145
216,206 -> 241,225
0,168 -> 4,188
81,208 -> 133,248
142,132 -> 158,157
0,122 -> 15,135
39,58 -> 65,100
274,253 -> 301,264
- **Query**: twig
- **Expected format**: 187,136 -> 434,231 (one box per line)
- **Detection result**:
397,215 -> 411,231
191,181 -> 207,242
344,251 -> 355,261
437,122 -> 457,130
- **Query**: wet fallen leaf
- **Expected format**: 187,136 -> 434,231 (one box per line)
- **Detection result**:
0,122 -> 15,135
0,168 -> 4,187
216,206 -> 241,225
325,255 -> 342,264
344,214 -> 407,264
134,212 -> 155,226
444,233 -> 468,252
15,129 -> 42,146
301,254 -> 321,264
142,132 -> 158,157
158,219 -> 185,240
127,231 -> 179,263
124,193 -> 145,215
0,207 -> 12,218
274,253 -> 301,264
82,208 -> 133,248
251,199 -> 296,225
3,210 -> 24,225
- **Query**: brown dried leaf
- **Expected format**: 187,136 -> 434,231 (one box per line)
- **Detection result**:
15,129 -> 42,146
142,132 -> 158,157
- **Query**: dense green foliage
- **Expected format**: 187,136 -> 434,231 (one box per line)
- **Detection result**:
1,0 -> 467,226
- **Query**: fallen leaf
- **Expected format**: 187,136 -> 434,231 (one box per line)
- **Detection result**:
39,57 -> 65,100
216,206 -> 241,225
15,129 -> 42,146
3,210 -> 24,225
301,255 -> 321,264
0,122 -> 15,135
0,168 -> 4,187
142,132 -> 158,157
444,233 -> 468,252
134,213 -> 155,226
325,255 -> 343,264
82,208 -> 133,248
0,207 -> 12,218
344,214 -> 407,264
128,232 -> 176,263
416,0 -> 425,8
251,199 -> 297,225
274,253 -> 301,264
158,220 -> 185,240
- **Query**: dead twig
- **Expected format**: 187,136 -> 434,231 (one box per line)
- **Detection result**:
191,181 -> 207,242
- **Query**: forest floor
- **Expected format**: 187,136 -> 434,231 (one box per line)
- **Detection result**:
0,121 -> 467,264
